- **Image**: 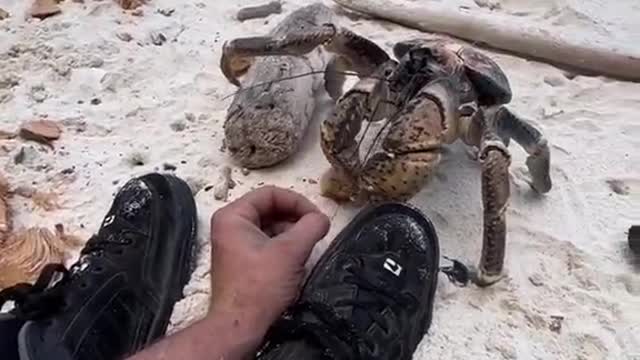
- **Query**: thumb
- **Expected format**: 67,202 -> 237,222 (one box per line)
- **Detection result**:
274,212 -> 330,264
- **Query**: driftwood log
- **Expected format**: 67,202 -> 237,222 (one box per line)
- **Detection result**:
333,0 -> 640,82
223,4 -> 332,168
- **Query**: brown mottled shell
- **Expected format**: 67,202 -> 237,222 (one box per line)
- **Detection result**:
394,39 -> 512,106
457,46 -> 512,106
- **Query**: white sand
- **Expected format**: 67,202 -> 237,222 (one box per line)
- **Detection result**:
1,0 -> 638,358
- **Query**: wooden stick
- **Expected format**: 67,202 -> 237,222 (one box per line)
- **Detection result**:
333,0 -> 640,82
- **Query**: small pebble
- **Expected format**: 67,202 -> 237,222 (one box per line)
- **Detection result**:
0,8 -> 9,20
163,163 -> 177,171
61,167 -> 75,174
543,75 -> 566,87
606,179 -> 629,195
528,274 -> 544,287
308,178 -> 318,184
14,146 -> 39,166
185,112 -> 196,122
549,315 -> 564,333
157,8 -> 175,16
170,120 -> 186,132
241,168 -> 251,176
150,32 -> 167,46
127,152 -> 147,167
214,166 -> 233,201
90,98 -> 102,105
116,32 -> 133,42
30,85 -> 48,103
19,119 -> 61,144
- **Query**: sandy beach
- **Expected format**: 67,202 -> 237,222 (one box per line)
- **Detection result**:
0,0 -> 638,358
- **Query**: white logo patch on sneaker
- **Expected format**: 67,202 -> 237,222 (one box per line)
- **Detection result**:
383,258 -> 403,277
103,214 -> 115,226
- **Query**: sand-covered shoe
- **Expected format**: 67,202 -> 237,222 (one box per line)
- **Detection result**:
257,203 -> 440,360
0,173 -> 197,360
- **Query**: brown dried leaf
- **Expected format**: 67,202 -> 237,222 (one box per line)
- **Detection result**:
19,119 -> 61,144
30,0 -> 62,19
32,191 -> 60,211
115,0 -> 147,10
0,8 -> 9,20
14,186 -> 59,211
0,226 -> 81,289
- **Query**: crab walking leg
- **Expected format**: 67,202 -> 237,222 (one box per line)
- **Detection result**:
472,112 -> 512,286
221,23 -> 390,86
489,106 -> 552,193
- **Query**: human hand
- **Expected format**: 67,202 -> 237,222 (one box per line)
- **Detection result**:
208,185 -> 330,337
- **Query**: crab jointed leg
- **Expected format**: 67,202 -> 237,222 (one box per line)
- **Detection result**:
220,23 -> 390,90
489,106 -> 552,193
474,109 -> 512,286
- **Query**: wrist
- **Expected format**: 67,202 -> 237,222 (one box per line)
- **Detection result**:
203,307 -> 271,352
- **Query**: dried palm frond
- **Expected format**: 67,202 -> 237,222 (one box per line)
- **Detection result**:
0,173 -> 81,290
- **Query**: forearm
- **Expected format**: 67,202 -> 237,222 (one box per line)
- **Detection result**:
127,310 -> 267,360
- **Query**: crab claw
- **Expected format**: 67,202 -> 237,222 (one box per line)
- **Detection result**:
220,39 -> 257,86
440,257 -> 505,287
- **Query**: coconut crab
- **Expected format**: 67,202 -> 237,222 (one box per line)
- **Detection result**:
221,23 -> 552,286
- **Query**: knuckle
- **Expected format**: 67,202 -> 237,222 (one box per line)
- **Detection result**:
210,208 -> 233,232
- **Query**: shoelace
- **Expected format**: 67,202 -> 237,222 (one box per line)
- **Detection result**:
262,257 -> 417,359
0,264 -> 70,320
0,225 -> 142,321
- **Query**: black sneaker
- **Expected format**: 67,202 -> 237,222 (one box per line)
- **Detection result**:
0,173 -> 197,360
256,203 -> 440,360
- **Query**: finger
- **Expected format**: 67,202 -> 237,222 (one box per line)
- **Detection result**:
228,186 -> 321,225
264,221 -> 296,237
210,207 -> 264,244
274,212 -> 330,263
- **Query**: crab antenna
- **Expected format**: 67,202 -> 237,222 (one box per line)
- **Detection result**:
358,78 -> 419,168
357,101 -> 403,169
221,71 -> 390,100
